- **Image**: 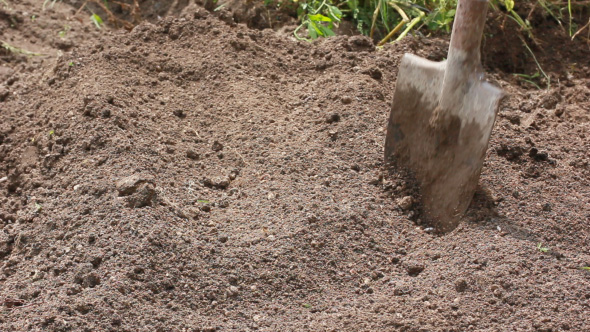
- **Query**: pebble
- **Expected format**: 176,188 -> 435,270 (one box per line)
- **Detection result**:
31,270 -> 45,282
227,286 -> 239,297
116,174 -> 154,196
397,196 -> 413,211
455,278 -> 468,292
362,67 -> 382,80
406,262 -> 424,276
211,140 -> 224,152
186,150 -> 200,160
204,176 -> 230,189
328,130 -> 338,141
341,96 -> 352,105
173,109 -> 185,118
325,113 -> 340,124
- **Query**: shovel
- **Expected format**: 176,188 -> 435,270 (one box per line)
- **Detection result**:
384,0 -> 504,232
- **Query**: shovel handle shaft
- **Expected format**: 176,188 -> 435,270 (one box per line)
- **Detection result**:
449,0 -> 488,59
440,0 -> 489,110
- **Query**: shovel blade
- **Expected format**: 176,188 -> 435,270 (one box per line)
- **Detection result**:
385,53 -> 503,232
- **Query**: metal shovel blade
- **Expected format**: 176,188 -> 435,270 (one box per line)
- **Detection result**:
384,54 -> 503,232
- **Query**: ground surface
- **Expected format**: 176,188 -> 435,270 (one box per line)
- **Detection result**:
1,1 -> 589,331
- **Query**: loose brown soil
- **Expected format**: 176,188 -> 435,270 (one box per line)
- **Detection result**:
1,1 -> 589,332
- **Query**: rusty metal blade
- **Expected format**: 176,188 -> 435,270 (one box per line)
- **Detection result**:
385,53 -> 503,232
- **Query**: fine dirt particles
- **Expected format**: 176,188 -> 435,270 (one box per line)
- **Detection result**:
1,1 -> 589,331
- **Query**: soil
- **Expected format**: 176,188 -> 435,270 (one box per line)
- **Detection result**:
1,1 -> 590,332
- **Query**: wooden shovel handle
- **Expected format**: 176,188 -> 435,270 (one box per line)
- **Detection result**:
440,0 -> 489,109
449,0 -> 489,58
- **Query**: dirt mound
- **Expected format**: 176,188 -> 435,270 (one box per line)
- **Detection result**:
1,2 -> 589,332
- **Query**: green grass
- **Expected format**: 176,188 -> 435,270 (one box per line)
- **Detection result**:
286,0 -> 584,45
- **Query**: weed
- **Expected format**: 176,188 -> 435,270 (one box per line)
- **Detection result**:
90,13 -> 103,29
294,0 -> 343,41
58,25 -> 71,38
521,38 -> 551,89
536,243 -> 550,253
1,41 -> 42,56
197,200 -> 210,204
513,72 -> 542,89
302,303 -> 312,308
580,266 -> 590,271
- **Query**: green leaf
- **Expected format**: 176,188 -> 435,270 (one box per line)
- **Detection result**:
327,5 -> 342,23
90,13 -> 103,29
302,303 -> 311,308
308,14 -> 332,23
307,21 -> 319,39
317,24 -> 335,37
580,266 -> 590,270
197,200 -> 210,204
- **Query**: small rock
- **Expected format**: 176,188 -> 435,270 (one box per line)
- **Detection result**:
173,109 -> 185,118
227,286 -> 239,297
519,101 -> 534,113
328,130 -> 338,141
66,284 -> 83,296
362,67 -> 382,80
228,275 -> 238,285
371,270 -> 384,280
406,262 -> 424,276
31,270 -> 45,282
554,106 -> 565,117
116,174 -> 156,208
455,278 -> 468,292
0,87 -> 9,102
529,147 -> 549,161
341,96 -> 353,105
325,113 -> 340,124
347,35 -> 374,51
212,141 -> 224,152
203,176 -> 230,189
505,113 -> 520,125
397,196 -> 413,211
186,150 -> 200,160
218,235 -> 228,243
451,297 -> 460,309
542,203 -> 552,212
116,174 -> 154,196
